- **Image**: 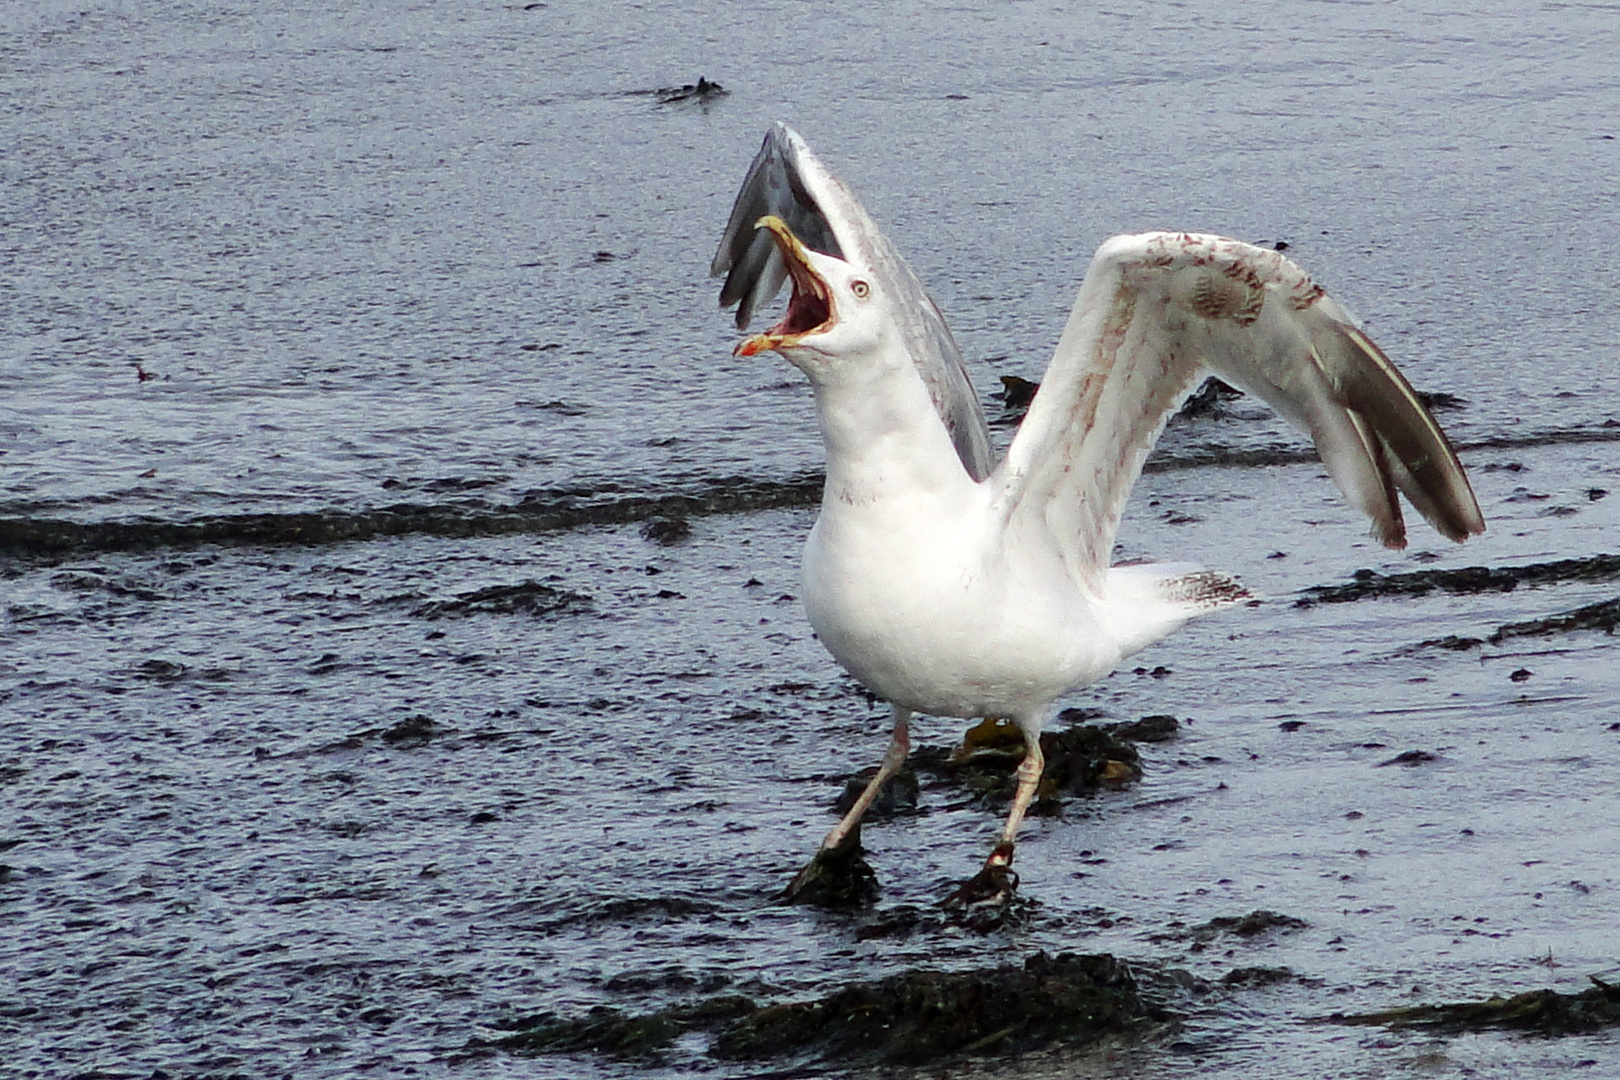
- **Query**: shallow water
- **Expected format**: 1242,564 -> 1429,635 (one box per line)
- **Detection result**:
4,1 -> 1620,1077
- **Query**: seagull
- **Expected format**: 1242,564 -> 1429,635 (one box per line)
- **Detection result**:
711,123 -> 1484,906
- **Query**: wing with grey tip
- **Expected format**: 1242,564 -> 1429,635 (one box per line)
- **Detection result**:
711,124 -> 995,482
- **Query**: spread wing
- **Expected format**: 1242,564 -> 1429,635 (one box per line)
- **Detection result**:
992,232 -> 1484,590
711,123 -> 995,482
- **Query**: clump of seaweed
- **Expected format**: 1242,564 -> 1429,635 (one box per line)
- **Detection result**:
486,951 -> 1165,1065
911,719 -> 1147,813
1150,909 -> 1309,949
1331,977 -> 1620,1035
412,580 -> 592,618
1488,596 -> 1620,642
1299,554 -> 1620,605
713,951 -> 1158,1063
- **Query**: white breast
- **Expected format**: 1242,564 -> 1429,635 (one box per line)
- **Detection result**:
800,492 -> 1121,721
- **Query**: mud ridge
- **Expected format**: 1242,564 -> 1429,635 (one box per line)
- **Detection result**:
1489,595 -> 1620,642
1300,554 -> 1620,605
6,425 -> 1618,558
0,474 -> 823,557
1331,977 -> 1620,1035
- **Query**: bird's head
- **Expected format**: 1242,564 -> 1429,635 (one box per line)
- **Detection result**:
734,215 -> 886,373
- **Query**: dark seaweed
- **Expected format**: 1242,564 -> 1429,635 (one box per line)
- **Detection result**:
0,474 -> 825,558
412,580 -> 593,619
489,951 -> 1161,1065
713,951 -> 1159,1063
1300,554 -> 1620,605
1489,596 -> 1620,642
1332,977 -> 1620,1035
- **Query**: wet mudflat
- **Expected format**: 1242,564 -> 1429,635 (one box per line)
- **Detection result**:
5,0 -> 1620,1077
6,438 -> 1620,1079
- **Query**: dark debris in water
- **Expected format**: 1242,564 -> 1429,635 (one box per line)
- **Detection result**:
833,765 -> 920,819
996,374 -> 1247,427
716,951 -> 1157,1064
991,374 -> 1039,426
1221,965 -> 1297,988
133,657 -> 188,682
1413,633 -> 1487,652
487,951 -> 1164,1065
615,76 -> 727,106
1299,554 -> 1620,605
1331,976 -> 1620,1035
379,714 -> 440,748
1411,593 -> 1620,652
0,474 -> 826,558
490,996 -> 756,1059
50,569 -> 166,601
1375,749 -> 1438,768
1196,909 -> 1308,939
1175,377 -> 1245,420
640,515 -> 692,545
517,895 -> 726,937
1489,595 -> 1620,642
413,580 -> 592,619
601,965 -> 734,997
255,713 -> 512,760
1152,909 -> 1309,948
653,76 -> 727,105
1036,725 -> 1144,803
1109,714 -> 1182,743
1416,389 -> 1469,411
778,828 -> 880,910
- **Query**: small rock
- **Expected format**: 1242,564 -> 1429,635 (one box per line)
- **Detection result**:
380,714 -> 440,747
1112,715 -> 1181,742
641,516 -> 692,545
1376,749 -> 1437,768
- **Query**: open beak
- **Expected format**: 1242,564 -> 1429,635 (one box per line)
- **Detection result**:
734,215 -> 834,357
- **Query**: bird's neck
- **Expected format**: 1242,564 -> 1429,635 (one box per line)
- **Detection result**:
806,355 -> 981,514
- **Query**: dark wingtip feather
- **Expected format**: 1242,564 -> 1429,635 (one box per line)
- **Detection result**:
1329,326 -> 1485,545
711,124 -> 847,331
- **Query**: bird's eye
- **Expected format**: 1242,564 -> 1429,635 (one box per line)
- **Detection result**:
850,279 -> 871,299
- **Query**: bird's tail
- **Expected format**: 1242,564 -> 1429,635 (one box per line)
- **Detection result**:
1101,562 -> 1252,659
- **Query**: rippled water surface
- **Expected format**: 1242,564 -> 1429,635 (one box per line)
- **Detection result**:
4,1 -> 1620,1077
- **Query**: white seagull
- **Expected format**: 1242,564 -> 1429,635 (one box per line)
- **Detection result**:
712,123 -> 1484,905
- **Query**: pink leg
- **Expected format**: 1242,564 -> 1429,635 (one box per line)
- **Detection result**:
782,706 -> 911,902
945,718 -> 1045,907
816,705 -> 911,854
997,730 -> 1045,848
